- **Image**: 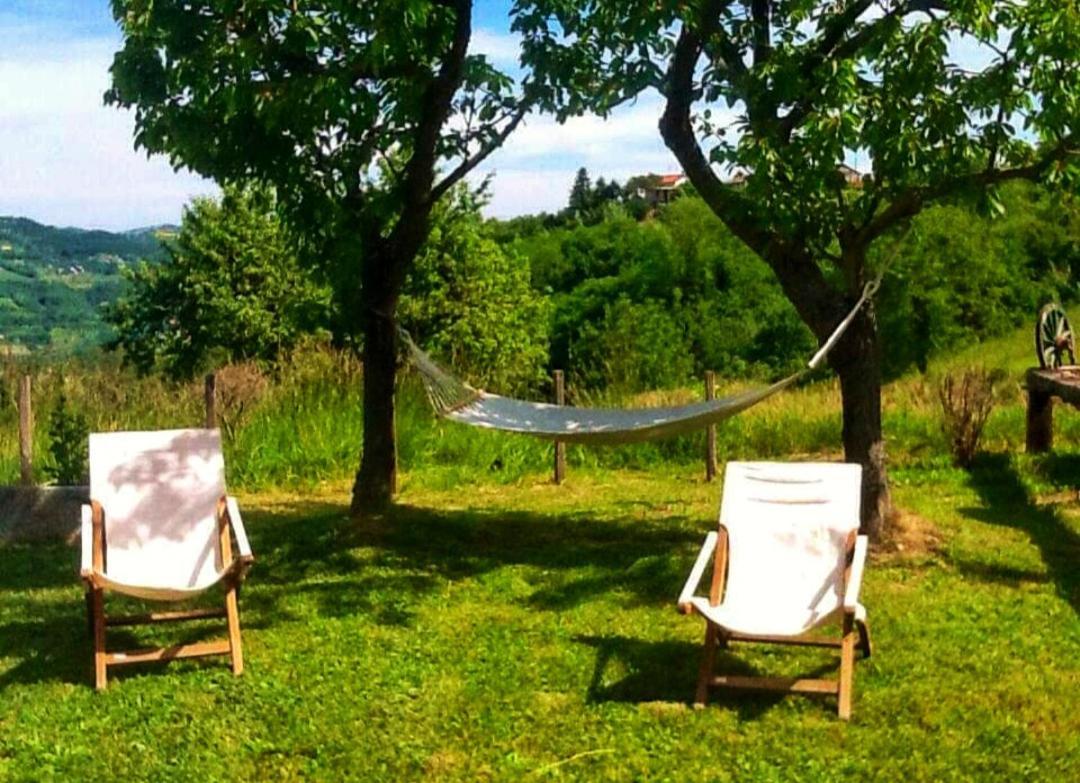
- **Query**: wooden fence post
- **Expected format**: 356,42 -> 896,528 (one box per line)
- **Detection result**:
18,375 -> 33,486
204,373 -> 217,429
1026,387 -> 1053,453
554,370 -> 566,485
705,370 -> 717,482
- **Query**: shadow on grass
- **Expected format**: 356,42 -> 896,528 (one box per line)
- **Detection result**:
0,541 -> 78,591
574,634 -> 842,719
241,496 -> 699,618
961,453 -> 1080,615
0,495 -> 702,688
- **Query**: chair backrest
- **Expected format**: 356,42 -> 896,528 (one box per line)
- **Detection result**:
89,428 -> 226,590
719,461 -> 862,632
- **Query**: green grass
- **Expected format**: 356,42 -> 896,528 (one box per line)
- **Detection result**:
1,458 -> 1078,781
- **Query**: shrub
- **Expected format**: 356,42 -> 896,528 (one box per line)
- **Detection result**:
938,368 -> 1001,468
215,362 -> 269,442
45,392 -> 90,485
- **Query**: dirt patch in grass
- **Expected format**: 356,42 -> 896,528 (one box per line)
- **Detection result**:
877,506 -> 943,559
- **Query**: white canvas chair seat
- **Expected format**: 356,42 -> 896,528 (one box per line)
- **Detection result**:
678,461 -> 871,719
685,596 -> 866,639
79,429 -> 253,689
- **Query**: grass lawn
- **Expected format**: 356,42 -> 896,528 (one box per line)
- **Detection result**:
1,457 -> 1078,781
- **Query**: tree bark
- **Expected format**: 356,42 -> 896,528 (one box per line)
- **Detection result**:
829,304 -> 890,539
351,295 -> 399,516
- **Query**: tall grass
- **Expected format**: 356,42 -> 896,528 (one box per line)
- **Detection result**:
4,324 -> 1080,490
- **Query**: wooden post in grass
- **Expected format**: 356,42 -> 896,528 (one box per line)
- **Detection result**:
18,375 -> 32,485
204,373 -> 217,429
553,370 -> 566,485
705,371 -> 717,482
1026,388 -> 1053,453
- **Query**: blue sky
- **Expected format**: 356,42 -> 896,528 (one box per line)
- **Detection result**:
0,0 -> 676,230
0,2 -> 994,231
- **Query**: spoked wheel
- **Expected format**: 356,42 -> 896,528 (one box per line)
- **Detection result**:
1036,303 -> 1076,369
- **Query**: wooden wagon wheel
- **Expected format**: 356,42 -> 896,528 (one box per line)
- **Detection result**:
1036,303 -> 1076,369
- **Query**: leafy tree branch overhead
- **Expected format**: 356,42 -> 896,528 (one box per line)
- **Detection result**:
107,0 -> 534,514
513,0 -> 1079,536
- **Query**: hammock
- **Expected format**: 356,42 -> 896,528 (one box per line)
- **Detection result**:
404,279 -> 879,445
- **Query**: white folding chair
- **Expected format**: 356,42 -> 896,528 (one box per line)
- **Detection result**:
80,429 -> 253,689
678,461 -> 872,718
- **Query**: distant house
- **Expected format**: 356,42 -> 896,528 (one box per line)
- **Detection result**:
725,165 -> 866,187
634,173 -> 686,206
725,169 -> 751,186
837,164 -> 866,187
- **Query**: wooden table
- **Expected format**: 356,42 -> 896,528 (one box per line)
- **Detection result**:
1025,366 -> 1080,452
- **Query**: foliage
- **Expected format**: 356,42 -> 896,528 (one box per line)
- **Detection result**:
0,217 -> 168,353
398,187 -> 551,395
43,391 -> 89,485
214,362 -> 270,443
938,368 -> 1002,468
514,196 -> 817,389
105,185 -> 331,381
514,0 -> 1079,259
878,182 -> 1080,376
568,167 -> 593,215
106,0 -> 527,337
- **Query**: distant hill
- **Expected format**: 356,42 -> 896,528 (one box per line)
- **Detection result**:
0,216 -> 172,354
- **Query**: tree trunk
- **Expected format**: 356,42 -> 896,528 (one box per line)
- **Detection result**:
351,303 -> 398,515
829,305 -> 890,539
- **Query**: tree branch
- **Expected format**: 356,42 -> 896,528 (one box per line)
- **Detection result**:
777,0 -> 905,141
751,0 -> 772,67
376,0 -> 474,302
857,139 -> 1078,245
430,104 -> 529,203
660,23 -> 770,257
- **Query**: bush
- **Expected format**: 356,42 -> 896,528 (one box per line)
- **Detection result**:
399,186 -> 551,395
938,368 -> 1001,468
105,184 -> 330,380
45,392 -> 90,485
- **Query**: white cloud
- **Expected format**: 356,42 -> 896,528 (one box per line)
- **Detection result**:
0,20 -> 682,228
0,32 -> 216,230
469,27 -> 521,68
472,94 -> 732,216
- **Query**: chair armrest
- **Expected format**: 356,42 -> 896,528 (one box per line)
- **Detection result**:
225,496 -> 254,562
844,534 -> 869,611
80,504 -> 93,579
678,531 -> 718,614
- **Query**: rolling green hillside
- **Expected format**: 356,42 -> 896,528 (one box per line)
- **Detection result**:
0,217 -> 172,354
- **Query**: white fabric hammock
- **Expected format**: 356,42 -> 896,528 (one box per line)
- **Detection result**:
405,279 -> 879,445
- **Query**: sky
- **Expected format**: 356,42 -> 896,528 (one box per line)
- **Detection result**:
0,0 -> 677,231
0,2 -> 995,231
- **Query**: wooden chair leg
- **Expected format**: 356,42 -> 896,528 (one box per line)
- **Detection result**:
84,589 -> 95,639
856,619 -> 873,658
224,586 -> 244,676
695,623 -> 719,708
90,588 -> 107,691
837,615 -> 856,720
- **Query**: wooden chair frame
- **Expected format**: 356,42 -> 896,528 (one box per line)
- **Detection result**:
80,496 -> 253,690
679,527 -> 872,719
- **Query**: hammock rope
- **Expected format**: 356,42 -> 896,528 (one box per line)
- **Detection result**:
401,271 -> 886,445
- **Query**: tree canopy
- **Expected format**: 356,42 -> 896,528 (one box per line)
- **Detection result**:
515,1 -> 1077,266
108,0 -> 534,511
104,185 -> 330,380
512,0 -> 1079,535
